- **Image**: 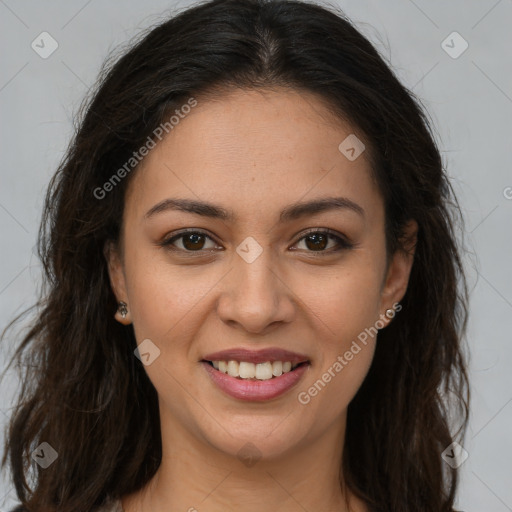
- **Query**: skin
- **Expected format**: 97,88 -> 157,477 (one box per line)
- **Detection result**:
106,87 -> 417,512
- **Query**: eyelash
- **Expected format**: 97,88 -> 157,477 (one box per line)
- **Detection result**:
159,228 -> 354,255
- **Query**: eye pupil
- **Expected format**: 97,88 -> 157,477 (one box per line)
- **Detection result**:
183,233 -> 205,250
305,233 -> 328,251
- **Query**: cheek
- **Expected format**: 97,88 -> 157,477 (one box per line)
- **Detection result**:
296,273 -> 379,425
293,258 -> 382,413
294,256 -> 384,339
122,245 -> 219,344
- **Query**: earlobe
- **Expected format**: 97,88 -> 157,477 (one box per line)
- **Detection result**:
379,219 -> 418,321
104,241 -> 132,325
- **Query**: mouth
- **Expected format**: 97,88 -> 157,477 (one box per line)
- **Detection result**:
200,349 -> 311,402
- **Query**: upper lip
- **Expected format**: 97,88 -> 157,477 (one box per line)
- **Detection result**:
202,348 -> 310,365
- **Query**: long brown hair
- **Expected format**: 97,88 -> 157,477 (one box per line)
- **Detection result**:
1,1 -> 470,510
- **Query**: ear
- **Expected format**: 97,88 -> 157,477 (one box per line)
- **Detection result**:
379,219 -> 418,322
104,240 -> 132,325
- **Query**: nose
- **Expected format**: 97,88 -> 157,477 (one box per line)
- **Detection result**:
216,244 -> 296,335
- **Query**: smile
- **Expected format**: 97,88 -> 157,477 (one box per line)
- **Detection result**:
209,360 -> 301,380
201,360 -> 310,402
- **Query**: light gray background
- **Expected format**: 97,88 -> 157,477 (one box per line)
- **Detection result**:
1,1 -> 511,510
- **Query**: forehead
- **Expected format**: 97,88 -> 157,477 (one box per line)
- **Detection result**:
125,88 -> 382,223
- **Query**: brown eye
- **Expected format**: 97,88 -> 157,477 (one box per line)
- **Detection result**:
162,230 -> 219,252
293,229 -> 353,253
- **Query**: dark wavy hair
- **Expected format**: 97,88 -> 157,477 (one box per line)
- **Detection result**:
1,0 -> 470,511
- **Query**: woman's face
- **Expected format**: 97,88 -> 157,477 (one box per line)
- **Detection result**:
107,88 -> 414,461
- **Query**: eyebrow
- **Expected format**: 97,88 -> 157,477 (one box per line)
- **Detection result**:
144,196 -> 365,222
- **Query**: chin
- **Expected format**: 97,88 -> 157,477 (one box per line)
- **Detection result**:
198,417 -> 307,463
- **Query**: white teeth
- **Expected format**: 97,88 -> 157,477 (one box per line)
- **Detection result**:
227,360 -> 239,378
272,361 -> 282,377
255,362 -> 273,380
239,361 -> 256,378
210,360 -> 301,380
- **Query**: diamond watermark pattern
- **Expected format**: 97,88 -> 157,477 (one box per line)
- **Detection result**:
441,442 -> 469,468
31,32 -> 59,59
236,236 -> 263,263
237,442 -> 262,467
441,31 -> 468,59
134,338 -> 161,366
31,442 -> 58,468
338,134 -> 365,161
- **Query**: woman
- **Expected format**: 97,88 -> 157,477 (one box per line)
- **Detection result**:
1,0 -> 470,510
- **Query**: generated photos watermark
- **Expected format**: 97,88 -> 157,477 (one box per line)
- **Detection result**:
297,302 -> 401,405
93,97 -> 197,200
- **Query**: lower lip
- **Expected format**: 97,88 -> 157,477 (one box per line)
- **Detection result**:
201,361 -> 309,402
